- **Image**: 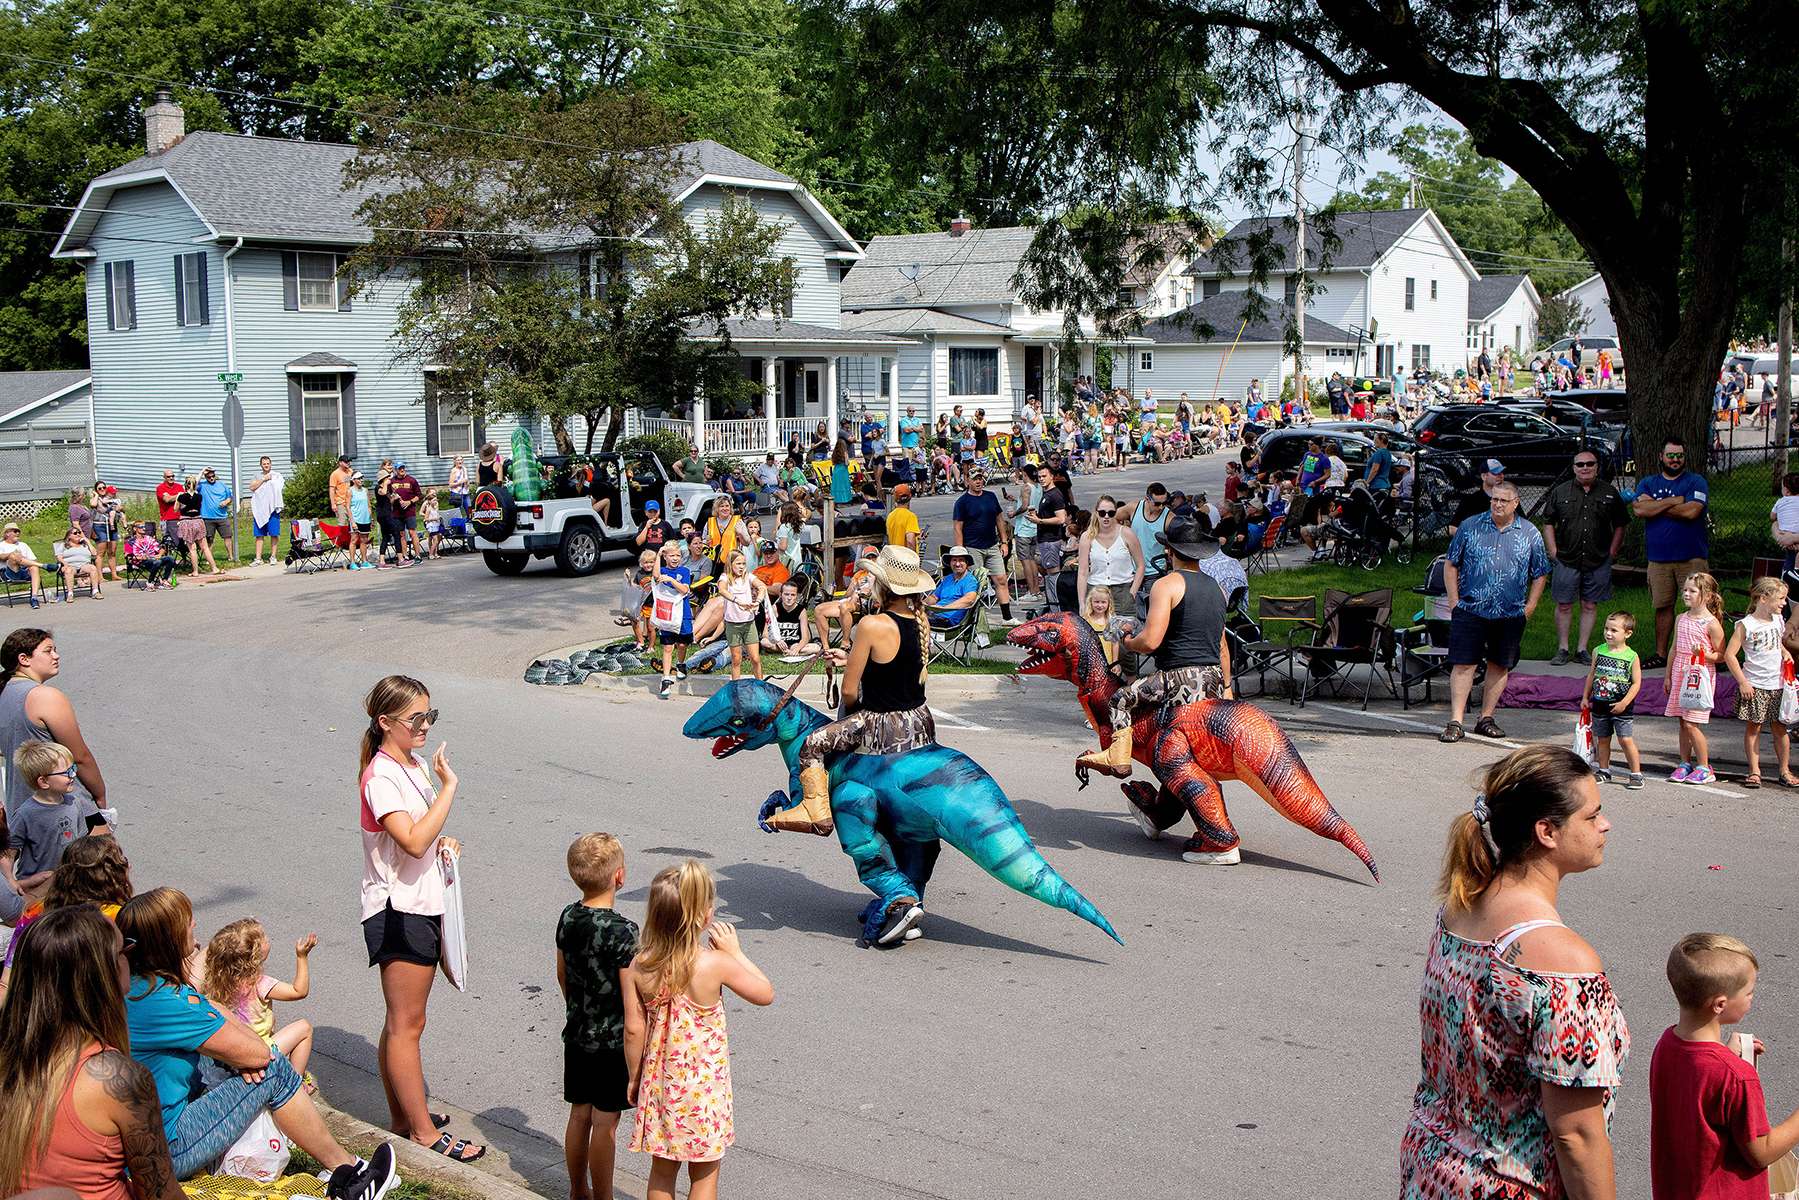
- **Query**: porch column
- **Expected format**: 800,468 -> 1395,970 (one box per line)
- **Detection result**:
692,383 -> 707,455
763,357 -> 779,453
824,356 -> 839,444
886,356 -> 900,441
1077,343 -> 1096,381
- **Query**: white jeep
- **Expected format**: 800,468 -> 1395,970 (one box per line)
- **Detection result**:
469,452 -> 724,576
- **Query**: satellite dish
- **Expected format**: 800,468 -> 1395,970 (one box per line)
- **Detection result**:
899,263 -> 920,281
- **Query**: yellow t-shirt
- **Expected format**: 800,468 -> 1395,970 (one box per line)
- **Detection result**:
886,507 -> 920,548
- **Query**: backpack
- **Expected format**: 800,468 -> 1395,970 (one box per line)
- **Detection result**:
1421,554 -> 1449,597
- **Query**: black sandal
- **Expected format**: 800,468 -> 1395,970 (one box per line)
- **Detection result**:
425,1133 -> 486,1162
430,1112 -> 451,1130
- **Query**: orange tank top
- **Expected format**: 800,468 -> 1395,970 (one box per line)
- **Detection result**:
24,1043 -> 129,1200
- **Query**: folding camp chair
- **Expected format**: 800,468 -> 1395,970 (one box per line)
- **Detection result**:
283,520 -> 351,573
1288,587 -> 1398,709
1244,514 -> 1287,574
1230,594 -> 1317,700
928,560 -> 991,666
50,542 -> 98,600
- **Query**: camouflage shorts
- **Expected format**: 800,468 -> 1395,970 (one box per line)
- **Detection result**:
798,704 -> 937,767
1109,665 -> 1226,731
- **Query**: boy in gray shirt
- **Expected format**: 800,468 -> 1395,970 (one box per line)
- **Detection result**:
5,741 -> 106,910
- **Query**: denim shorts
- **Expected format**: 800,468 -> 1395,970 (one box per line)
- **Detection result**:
169,1047 -> 304,1178
0,565 -> 32,583
1591,711 -> 1634,740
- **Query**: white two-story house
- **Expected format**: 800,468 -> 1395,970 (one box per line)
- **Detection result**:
51,93 -> 907,486
1178,208 -> 1478,380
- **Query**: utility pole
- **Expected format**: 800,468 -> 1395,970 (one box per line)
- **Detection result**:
1291,72 -> 1308,416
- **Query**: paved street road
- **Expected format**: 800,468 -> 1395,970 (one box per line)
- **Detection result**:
13,451 -> 1798,1199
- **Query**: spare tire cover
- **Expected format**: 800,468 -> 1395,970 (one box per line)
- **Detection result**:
470,485 -> 517,542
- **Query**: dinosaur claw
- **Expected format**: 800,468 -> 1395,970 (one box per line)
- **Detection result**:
1074,763 -> 1091,790
757,791 -> 787,833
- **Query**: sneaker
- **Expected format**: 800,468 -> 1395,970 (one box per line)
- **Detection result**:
876,901 -> 923,945
325,1143 -> 397,1200
1550,648 -> 1570,666
1626,772 -> 1645,789
674,664 -> 689,680
1670,762 -> 1692,783
1593,767 -> 1613,783
1689,766 -> 1718,785
658,676 -> 674,699
375,561 -> 391,570
1572,649 -> 1591,665
1180,845 -> 1243,865
902,924 -> 924,941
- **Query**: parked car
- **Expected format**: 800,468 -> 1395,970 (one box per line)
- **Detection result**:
1409,405 -> 1615,483
470,451 -> 723,576
1252,427 -> 1468,511
1538,387 -> 1629,422
1540,335 -> 1625,371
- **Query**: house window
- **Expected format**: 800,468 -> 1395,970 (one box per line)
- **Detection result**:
297,253 -> 340,311
1116,287 -> 1136,308
106,261 -> 137,331
1139,351 -> 1154,372
879,358 -> 892,398
1165,281 -> 1177,307
777,281 -> 794,319
1283,275 -> 1298,308
1404,277 -> 1416,311
436,396 -> 474,456
948,347 -> 998,396
1467,322 -> 1477,351
1411,344 -> 1432,371
1430,279 -> 1438,301
300,374 -> 343,456
1202,278 -> 1221,299
1514,325 -> 1523,352
176,252 -> 208,327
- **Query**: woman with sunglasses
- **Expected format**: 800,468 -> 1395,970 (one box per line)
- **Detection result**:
358,676 -> 483,1163
56,525 -> 102,601
1075,494 -> 1145,623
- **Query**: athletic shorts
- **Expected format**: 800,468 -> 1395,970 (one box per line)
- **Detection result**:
1447,607 -> 1526,670
362,902 -> 442,968
1550,559 -> 1613,605
253,512 -> 282,538
202,518 -> 229,540
1036,540 -> 1062,571
1647,557 -> 1708,609
564,1043 -> 633,1111
726,619 -> 757,648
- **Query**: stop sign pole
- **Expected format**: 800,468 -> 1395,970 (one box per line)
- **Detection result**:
219,373 -> 245,562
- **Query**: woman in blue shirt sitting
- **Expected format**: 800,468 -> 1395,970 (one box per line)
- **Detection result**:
119,888 -> 397,1197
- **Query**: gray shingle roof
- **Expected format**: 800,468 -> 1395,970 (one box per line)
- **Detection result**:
0,370 -> 90,415
687,318 -> 908,346
842,226 -> 1039,307
70,134 -> 805,249
840,308 -> 1010,336
1468,273 -> 1531,320
286,351 -> 358,370
1135,292 -> 1354,345
1120,223 -> 1210,287
1187,209 -> 1431,275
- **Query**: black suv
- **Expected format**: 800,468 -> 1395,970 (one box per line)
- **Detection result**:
1409,405 -> 1612,483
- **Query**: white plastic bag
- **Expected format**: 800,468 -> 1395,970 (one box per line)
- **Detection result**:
650,578 -> 685,633
218,1110 -> 291,1183
440,845 -> 467,992
1571,707 -> 1595,765
1781,663 -> 1799,726
1675,651 -> 1715,712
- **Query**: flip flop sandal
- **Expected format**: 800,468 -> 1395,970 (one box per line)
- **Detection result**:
1781,776 -> 1799,788
1744,775 -> 1762,788
426,1133 -> 486,1162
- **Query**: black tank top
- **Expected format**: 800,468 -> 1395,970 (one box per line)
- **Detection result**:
1153,569 -> 1225,671
858,612 -> 926,712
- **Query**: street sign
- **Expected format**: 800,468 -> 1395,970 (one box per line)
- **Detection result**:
222,394 -> 245,448
217,371 -> 244,383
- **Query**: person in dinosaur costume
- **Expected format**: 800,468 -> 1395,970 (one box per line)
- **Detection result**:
681,678 -> 1123,946
1007,610 -> 1380,878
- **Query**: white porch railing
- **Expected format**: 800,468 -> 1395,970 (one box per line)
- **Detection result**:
702,418 -> 775,456
637,416 -> 691,440
776,417 -> 812,446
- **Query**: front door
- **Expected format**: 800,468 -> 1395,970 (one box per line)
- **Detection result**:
1025,347 -> 1044,405
804,365 -> 823,417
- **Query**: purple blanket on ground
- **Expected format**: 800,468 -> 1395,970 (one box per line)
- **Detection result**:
1499,672 -> 1739,717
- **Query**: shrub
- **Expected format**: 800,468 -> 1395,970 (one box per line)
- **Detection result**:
284,452 -> 338,519
618,431 -> 693,474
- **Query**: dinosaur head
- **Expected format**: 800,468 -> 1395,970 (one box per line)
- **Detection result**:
1008,612 -> 1108,686
681,679 -> 797,758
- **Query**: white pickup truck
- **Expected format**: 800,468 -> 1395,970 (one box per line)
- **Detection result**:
469,452 -> 725,576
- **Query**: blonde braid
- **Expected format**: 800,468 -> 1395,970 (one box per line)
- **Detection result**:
913,597 -> 931,685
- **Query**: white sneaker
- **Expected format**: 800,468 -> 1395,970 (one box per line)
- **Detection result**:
1180,846 -> 1243,865
1124,792 -> 1162,840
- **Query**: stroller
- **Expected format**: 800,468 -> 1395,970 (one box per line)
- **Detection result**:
1324,482 -> 1409,570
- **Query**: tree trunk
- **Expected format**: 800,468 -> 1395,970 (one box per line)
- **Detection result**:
550,415 -> 574,455
601,405 -> 623,452
1610,282 -> 1735,478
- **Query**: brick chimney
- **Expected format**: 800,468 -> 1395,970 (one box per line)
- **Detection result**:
144,90 -> 185,155
948,214 -> 972,237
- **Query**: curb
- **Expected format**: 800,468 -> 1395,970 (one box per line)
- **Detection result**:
316,1100 -> 552,1200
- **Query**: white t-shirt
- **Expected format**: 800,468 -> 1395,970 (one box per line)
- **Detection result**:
1771,495 -> 1799,534
359,751 -> 446,920
1738,612 -> 1786,690
251,471 -> 286,523
1326,456 -> 1348,488
0,538 -> 38,565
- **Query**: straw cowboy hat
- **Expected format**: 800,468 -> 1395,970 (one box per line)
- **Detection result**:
864,545 -> 934,595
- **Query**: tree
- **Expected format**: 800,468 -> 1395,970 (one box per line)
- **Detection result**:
820,0 -> 1797,470
1536,294 -> 1589,347
342,89 -> 796,454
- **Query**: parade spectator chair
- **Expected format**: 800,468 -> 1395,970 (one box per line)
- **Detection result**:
123,545 -> 178,591
438,515 -> 476,555
1244,515 -> 1287,574
50,542 -> 97,600
284,519 -> 351,573
0,572 -> 30,608
1230,594 -> 1317,700
1287,587 -> 1399,710
928,566 -> 992,669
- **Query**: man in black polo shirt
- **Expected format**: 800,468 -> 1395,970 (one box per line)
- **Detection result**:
1542,449 -> 1628,665
952,468 -> 1011,620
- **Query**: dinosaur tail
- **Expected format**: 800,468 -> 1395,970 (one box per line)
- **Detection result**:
943,810 -> 1124,944
1217,704 -> 1381,881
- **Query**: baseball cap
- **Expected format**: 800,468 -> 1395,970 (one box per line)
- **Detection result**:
759,539 -> 777,554
337,453 -> 352,463
395,460 -> 408,470
893,483 -> 913,499
645,499 -> 661,511
1485,458 -> 1507,475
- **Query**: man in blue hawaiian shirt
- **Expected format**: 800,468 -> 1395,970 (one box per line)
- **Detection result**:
1440,480 -> 1549,743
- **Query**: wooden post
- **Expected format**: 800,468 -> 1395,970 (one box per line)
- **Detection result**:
823,495 -> 837,594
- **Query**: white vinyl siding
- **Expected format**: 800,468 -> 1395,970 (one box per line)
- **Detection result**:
949,347 -> 998,396
296,253 -> 338,311
300,375 -> 343,455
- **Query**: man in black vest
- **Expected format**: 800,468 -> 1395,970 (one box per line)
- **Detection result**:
1076,517 -> 1230,778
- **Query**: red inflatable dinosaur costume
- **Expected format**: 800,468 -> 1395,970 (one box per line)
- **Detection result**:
1008,613 -> 1379,879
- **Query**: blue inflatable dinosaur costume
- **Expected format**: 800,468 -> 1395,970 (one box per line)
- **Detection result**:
682,680 -> 1122,946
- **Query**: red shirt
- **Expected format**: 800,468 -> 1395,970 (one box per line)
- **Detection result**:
1650,1027 -> 1771,1199
155,481 -> 183,521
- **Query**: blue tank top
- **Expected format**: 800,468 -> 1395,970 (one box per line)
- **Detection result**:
1132,503 -> 1168,574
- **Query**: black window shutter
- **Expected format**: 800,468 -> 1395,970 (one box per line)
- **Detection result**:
174,256 -> 187,327
123,261 -> 136,328
281,252 -> 299,310
104,263 -> 116,332
197,254 -> 210,325
472,412 -> 486,451
341,374 -> 358,458
578,251 -> 592,300
336,256 -> 351,312
424,376 -> 441,458
287,375 -> 305,462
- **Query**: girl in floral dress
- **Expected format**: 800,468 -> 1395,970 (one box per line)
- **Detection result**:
625,861 -> 774,1200
1401,744 -> 1629,1199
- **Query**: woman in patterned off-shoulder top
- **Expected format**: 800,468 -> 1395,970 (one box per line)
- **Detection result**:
1401,744 -> 1629,1200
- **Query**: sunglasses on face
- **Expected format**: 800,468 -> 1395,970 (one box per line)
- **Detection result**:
1097,508 -> 1117,517
51,765 -> 79,780
120,937 -> 137,955
1665,452 -> 1685,460
1574,461 -> 1598,468
389,709 -> 440,732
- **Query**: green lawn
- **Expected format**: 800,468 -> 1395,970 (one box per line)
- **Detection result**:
14,495 -> 288,568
